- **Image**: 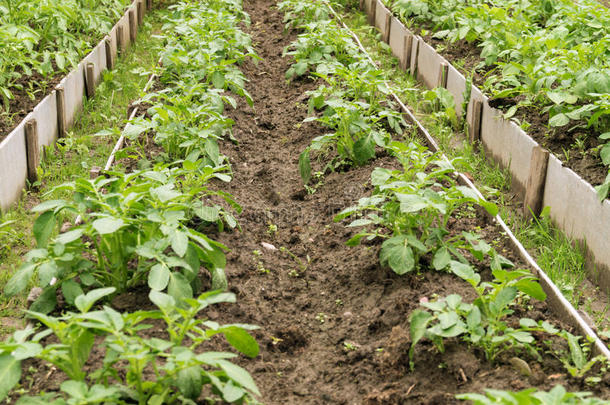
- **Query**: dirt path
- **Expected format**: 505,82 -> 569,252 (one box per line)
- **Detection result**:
203,0 -> 610,403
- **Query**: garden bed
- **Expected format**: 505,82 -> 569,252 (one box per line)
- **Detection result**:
2,0 -> 610,403
360,0 -> 610,301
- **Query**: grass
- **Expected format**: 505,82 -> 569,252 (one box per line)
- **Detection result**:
339,4 -> 599,314
0,13 -> 165,320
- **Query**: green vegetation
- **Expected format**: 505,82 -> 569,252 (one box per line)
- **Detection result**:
0,288 -> 260,404
0,0 -> 132,115
0,0 -> 262,402
280,0 -> 610,401
384,0 -> 610,198
0,15 -> 164,315
341,2 -> 596,326
457,385 -> 610,404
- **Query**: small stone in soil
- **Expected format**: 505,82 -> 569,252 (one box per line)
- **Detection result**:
261,242 -> 277,251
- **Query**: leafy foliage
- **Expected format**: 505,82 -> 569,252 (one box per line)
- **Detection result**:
5,162 -> 237,311
0,288 -> 260,404
0,0 -> 131,111
335,141 -> 501,274
409,263 -> 548,366
456,385 -> 610,405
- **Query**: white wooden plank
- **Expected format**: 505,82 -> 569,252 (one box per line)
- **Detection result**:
416,40 -> 442,89
446,64 -> 466,118
388,16 -> 405,62
479,104 -> 537,194
0,123 -> 27,211
29,92 -> 58,148
543,156 -> 610,291
59,64 -> 85,129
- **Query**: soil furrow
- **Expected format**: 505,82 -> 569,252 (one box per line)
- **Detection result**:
208,0 -> 610,403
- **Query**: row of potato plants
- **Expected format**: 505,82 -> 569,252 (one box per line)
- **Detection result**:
279,0 -> 610,402
0,0 -> 262,403
0,0 -> 133,115
382,0 -> 610,199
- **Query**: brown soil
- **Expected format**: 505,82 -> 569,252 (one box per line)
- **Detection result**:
8,1 -> 610,403
0,72 -> 64,140
418,30 -> 608,188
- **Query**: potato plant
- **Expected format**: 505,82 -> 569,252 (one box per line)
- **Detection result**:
2,0 -> 262,401
0,0 -> 131,112
0,288 -> 260,404
386,0 -> 610,198
4,162 -> 237,312
335,141 -> 503,274
409,262 -> 548,367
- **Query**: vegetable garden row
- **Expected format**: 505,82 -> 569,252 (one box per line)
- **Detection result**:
360,0 -> 610,300
0,0 -> 609,403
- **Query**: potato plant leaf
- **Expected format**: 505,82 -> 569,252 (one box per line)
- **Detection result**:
0,354 -> 21,401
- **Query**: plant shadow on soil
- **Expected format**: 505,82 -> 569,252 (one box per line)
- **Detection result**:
10,0 -> 610,404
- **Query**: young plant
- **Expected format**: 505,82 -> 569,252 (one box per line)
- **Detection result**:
456,384 -> 610,405
1,289 -> 261,404
4,162 -> 237,311
409,263 -> 548,368
335,141 -> 500,274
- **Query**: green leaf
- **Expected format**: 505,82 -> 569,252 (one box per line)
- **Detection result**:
600,144 -> 610,166
353,136 -> 375,165
149,290 -> 176,312
211,71 -> 225,89
176,366 -> 202,400
0,354 -> 21,401
380,236 -> 415,275
449,261 -> 480,287
549,113 -> 569,127
514,279 -> 546,301
33,211 -> 56,248
74,287 -> 116,313
211,267 -> 228,291
196,206 -> 220,222
299,150 -> 311,184
92,217 -> 125,235
170,230 -> 189,257
56,229 -> 83,245
408,310 -> 433,369
492,286 -> 518,313
5,263 -> 36,296
223,327 -> 260,358
29,287 -> 57,314
432,247 -> 450,271
62,280 -> 83,306
167,272 -> 193,301
60,380 -> 87,399
217,360 -> 260,396
149,263 -> 170,291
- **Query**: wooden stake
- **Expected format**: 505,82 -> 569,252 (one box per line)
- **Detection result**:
438,62 -> 449,88
90,166 -> 102,179
523,146 -> 550,219
129,8 -> 137,43
470,99 -> 483,143
368,0 -> 377,26
402,34 -> 413,71
85,63 -> 95,99
118,25 -> 126,54
105,36 -> 114,70
137,0 -> 144,25
411,37 -> 420,78
55,86 -> 66,138
25,119 -> 39,184
359,0 -> 365,10
383,13 -> 392,44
